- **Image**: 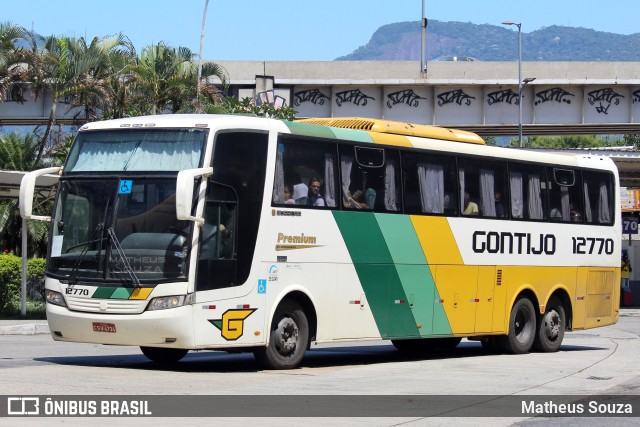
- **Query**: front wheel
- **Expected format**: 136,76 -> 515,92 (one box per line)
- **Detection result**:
498,297 -> 536,354
532,297 -> 566,352
254,300 -> 309,369
140,347 -> 188,363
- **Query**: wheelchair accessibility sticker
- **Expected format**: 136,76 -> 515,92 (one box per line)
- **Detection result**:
118,180 -> 133,194
258,279 -> 267,294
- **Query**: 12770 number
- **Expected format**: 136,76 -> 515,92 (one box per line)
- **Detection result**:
572,237 -> 614,255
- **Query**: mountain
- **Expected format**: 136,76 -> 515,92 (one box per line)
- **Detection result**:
336,20 -> 640,61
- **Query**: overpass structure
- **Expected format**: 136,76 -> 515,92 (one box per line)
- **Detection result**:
1,60 -> 640,137
220,60 -> 640,136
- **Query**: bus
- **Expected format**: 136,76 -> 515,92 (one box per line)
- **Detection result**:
20,114 -> 621,369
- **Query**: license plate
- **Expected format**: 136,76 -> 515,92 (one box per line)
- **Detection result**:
92,322 -> 116,333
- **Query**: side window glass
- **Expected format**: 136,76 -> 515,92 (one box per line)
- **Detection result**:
548,168 -> 583,223
272,137 -> 337,208
200,183 -> 237,261
582,171 -> 613,225
508,163 -> 548,221
402,152 -> 457,216
340,146 -> 400,212
459,159 -> 508,218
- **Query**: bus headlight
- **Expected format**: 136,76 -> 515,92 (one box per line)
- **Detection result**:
147,293 -> 195,311
46,290 -> 67,307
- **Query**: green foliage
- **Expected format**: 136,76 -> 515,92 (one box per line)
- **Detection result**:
0,253 -> 21,311
208,97 -> 297,121
507,134 -> 631,149
0,254 -> 46,313
27,257 -> 46,301
623,134 -> 640,149
483,136 -> 497,146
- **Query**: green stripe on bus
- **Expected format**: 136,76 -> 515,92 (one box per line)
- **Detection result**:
330,127 -> 374,143
283,121 -> 337,139
92,287 -> 118,298
91,287 -> 134,299
333,211 -> 419,338
110,288 -> 134,299
376,214 -> 452,336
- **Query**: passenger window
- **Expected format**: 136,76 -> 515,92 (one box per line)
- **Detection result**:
508,163 -> 548,221
340,145 -> 400,212
582,171 -> 613,225
402,152 -> 457,216
272,137 -> 337,208
458,159 -> 507,218
548,168 -> 583,223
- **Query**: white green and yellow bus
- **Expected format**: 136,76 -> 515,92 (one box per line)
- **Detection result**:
20,114 -> 621,369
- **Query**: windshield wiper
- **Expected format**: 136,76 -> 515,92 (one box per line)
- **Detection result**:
68,223 -> 106,287
107,227 -> 141,287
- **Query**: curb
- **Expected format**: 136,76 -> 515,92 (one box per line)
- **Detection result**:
0,323 -> 49,335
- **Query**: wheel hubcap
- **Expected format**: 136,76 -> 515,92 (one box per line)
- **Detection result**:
274,317 -> 299,355
544,310 -> 560,340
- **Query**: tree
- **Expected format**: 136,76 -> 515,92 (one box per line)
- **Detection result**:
65,34 -> 137,122
623,134 -> 640,149
0,133 -> 51,256
510,135 -> 612,149
128,42 -> 227,115
0,22 -> 29,103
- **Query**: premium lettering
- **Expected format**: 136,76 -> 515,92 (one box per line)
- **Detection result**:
277,232 -> 317,244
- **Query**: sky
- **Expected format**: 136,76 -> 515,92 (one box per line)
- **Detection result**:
7,0 -> 640,61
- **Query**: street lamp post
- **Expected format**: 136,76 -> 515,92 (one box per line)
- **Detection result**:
197,0 -> 210,108
502,21 -> 524,147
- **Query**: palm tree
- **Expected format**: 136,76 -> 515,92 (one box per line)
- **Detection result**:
0,133 -> 50,256
128,42 -> 227,115
22,33 -> 109,167
0,22 -> 29,103
65,33 -> 137,121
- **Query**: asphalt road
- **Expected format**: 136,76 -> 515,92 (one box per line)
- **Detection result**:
1,310 -> 639,426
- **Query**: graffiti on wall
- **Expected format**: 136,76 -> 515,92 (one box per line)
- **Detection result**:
335,89 -> 375,107
293,89 -> 330,106
534,87 -> 575,106
633,89 -> 640,104
437,89 -> 476,106
486,89 -> 519,105
386,89 -> 427,109
587,88 -> 624,114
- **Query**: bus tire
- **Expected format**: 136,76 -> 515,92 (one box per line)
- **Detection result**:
254,300 -> 309,369
498,297 -> 536,354
532,297 -> 565,352
140,346 -> 188,363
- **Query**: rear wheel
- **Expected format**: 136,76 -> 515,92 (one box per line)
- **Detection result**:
254,300 -> 309,369
498,297 -> 536,354
140,347 -> 188,363
533,297 -> 566,352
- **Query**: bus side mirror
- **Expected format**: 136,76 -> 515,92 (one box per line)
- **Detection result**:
19,167 -> 62,221
175,167 -> 213,223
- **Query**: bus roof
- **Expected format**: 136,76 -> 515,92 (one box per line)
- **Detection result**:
296,117 -> 485,145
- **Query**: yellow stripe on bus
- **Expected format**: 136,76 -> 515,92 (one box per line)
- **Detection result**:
367,132 -> 413,147
129,288 -> 153,300
410,216 -> 463,265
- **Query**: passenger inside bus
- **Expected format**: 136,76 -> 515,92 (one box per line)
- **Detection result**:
463,192 -> 479,216
306,177 -> 325,207
283,184 -> 295,204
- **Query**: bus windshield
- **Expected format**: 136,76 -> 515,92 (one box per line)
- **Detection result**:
65,128 -> 207,172
48,177 -> 192,284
